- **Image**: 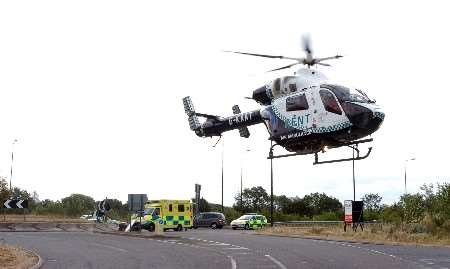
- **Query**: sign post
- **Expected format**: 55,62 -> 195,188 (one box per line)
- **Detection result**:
343,200 -> 364,232
195,184 -> 201,217
3,200 -> 29,222
127,194 -> 148,232
344,200 -> 352,231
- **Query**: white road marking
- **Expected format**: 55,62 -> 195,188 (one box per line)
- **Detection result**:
265,254 -> 288,269
90,243 -> 128,253
227,255 -> 237,269
226,247 -> 249,250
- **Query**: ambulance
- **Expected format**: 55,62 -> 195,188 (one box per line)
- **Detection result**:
131,200 -> 193,232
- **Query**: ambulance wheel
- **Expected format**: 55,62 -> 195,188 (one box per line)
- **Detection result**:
244,223 -> 250,230
176,224 -> 183,231
193,226 -> 198,229
211,223 -> 217,229
147,223 -> 155,232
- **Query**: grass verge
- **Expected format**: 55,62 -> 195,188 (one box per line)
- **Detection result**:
0,244 -> 39,269
256,224 -> 450,247
1,214 -> 90,223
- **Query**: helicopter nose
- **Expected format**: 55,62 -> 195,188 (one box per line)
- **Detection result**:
369,110 -> 385,131
342,102 -> 384,131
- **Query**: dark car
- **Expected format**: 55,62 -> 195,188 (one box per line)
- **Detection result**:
193,212 -> 226,229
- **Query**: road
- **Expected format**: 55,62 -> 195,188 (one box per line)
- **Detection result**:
1,229 -> 449,268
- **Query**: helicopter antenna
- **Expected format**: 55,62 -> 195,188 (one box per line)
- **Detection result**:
224,35 -> 342,71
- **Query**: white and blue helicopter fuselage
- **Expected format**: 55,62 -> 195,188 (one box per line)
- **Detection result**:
183,68 -> 384,154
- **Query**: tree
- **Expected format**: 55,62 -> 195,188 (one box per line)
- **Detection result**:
0,176 -> 11,203
303,192 -> 342,216
192,197 -> 211,214
11,187 -> 31,200
61,194 -> 96,216
361,193 -> 382,212
233,186 -> 270,213
286,197 -> 310,216
399,193 -> 425,223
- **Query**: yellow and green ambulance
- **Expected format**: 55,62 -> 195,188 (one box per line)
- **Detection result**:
131,200 -> 193,232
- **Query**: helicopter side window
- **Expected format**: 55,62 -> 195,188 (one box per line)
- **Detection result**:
288,84 -> 297,92
319,90 -> 342,115
286,94 -> 309,112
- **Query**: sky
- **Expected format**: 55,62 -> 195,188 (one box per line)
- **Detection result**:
1,1 -> 449,206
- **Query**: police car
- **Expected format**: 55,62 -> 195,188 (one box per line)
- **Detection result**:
230,214 -> 267,230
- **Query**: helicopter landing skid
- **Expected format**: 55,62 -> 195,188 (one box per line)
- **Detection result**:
267,138 -> 373,164
313,138 -> 373,165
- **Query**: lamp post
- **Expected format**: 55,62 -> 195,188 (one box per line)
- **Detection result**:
10,139 -> 18,193
240,149 -> 250,212
220,139 -> 224,213
213,137 -> 225,213
404,158 -> 416,195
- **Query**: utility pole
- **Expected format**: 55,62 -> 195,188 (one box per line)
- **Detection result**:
240,166 -> 243,211
240,148 -> 250,213
352,147 -> 356,201
404,158 -> 416,195
10,139 -> 18,194
270,142 -> 274,227
221,138 -> 224,213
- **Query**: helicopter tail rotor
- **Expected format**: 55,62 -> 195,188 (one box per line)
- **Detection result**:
182,96 -> 201,131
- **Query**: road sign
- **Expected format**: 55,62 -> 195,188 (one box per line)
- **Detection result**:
344,200 -> 352,223
128,194 -> 147,212
3,199 -> 28,209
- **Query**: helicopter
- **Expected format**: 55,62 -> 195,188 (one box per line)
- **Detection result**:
182,37 -> 385,159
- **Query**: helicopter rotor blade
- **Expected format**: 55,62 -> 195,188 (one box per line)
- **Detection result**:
302,35 -> 312,54
266,62 -> 299,72
223,50 -> 299,61
302,35 -> 313,61
316,62 -> 331,67
316,55 -> 343,62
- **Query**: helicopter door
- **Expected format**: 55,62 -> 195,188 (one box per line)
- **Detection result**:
315,89 -> 349,131
280,93 -> 312,130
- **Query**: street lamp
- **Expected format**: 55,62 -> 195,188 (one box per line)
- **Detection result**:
212,137 -> 225,213
240,149 -> 250,212
221,139 -> 224,213
404,158 -> 416,194
10,139 -> 18,193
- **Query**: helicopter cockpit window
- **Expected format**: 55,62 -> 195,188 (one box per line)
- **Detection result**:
273,78 -> 281,95
322,84 -> 372,103
286,94 -> 309,112
319,90 -> 342,115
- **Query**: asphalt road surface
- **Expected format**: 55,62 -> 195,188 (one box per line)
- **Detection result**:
1,229 -> 449,269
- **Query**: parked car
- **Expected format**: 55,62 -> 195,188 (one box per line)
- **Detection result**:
230,214 -> 267,230
193,212 -> 226,229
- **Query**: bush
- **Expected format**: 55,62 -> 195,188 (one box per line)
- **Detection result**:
313,211 -> 340,221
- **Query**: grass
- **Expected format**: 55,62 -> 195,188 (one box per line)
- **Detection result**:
256,224 -> 450,247
0,244 -> 38,269
0,214 -> 90,223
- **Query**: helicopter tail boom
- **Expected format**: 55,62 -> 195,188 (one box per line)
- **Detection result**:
182,96 -> 263,138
